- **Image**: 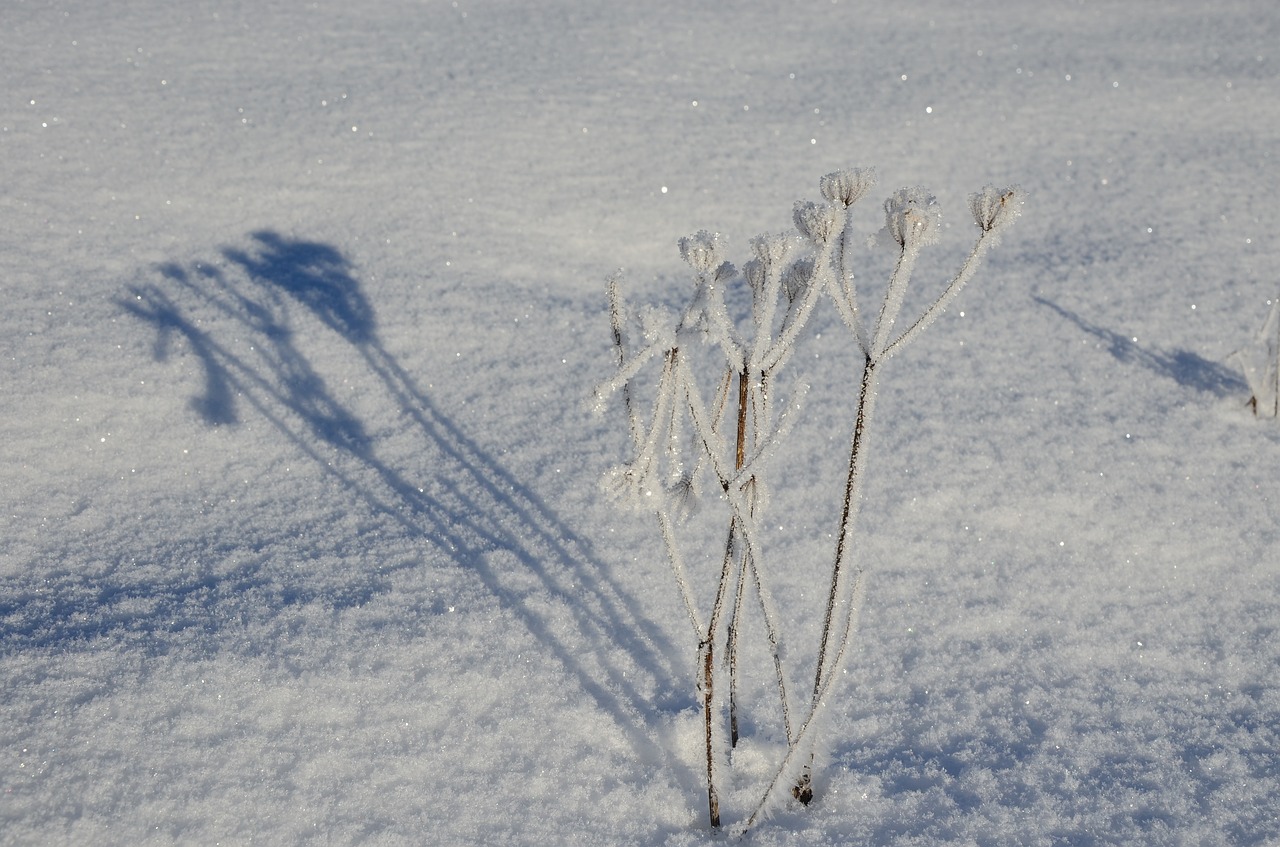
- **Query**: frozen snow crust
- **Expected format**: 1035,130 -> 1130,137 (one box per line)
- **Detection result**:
3,1 -> 1278,844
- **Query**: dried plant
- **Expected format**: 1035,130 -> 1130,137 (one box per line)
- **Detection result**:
1235,294 -> 1280,417
595,170 -> 1023,831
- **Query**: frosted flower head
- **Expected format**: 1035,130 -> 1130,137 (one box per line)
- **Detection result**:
665,472 -> 702,523
969,185 -> 1024,236
744,258 -> 767,298
782,257 -> 814,304
637,305 -> 677,349
884,187 -> 940,248
712,259 -> 737,286
819,168 -> 877,208
793,200 -> 841,245
749,233 -> 795,270
602,463 -> 651,511
678,230 -> 723,273
745,233 -> 794,298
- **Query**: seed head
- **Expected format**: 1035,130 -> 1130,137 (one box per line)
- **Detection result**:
678,230 -> 723,273
793,200 -> 841,245
749,233 -> 795,270
969,185 -> 1024,236
819,168 -> 877,208
884,187 -> 940,248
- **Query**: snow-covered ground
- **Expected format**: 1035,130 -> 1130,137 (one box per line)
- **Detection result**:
3,1 -> 1279,844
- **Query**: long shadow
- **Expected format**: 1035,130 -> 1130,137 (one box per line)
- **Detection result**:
1034,296 -> 1247,397
7,231 -> 685,768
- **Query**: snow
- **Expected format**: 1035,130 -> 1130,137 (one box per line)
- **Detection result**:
2,0 -> 1278,844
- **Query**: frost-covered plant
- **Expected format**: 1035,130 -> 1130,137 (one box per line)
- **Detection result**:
1234,294 -> 1280,417
595,170 -> 1023,832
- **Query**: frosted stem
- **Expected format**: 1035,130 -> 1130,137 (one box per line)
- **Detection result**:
726,521 -> 749,747
756,242 -> 830,375
701,637 -> 721,828
813,356 -> 878,701
701,514 -> 740,829
881,231 -> 993,359
870,243 -> 920,359
726,369 -> 752,746
741,556 -> 866,835
607,276 -> 640,448
657,507 -> 703,637
731,496 -> 797,746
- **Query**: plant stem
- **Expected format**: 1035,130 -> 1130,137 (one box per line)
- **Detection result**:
792,354 -> 878,804
702,482 -> 742,830
702,637 -> 721,828
727,368 -> 751,747
814,355 -> 878,698
735,369 -> 749,469
727,551 -> 747,748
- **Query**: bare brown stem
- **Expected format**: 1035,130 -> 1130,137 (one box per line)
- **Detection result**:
813,356 -> 876,699
727,368 -> 751,747
702,492 -> 742,829
735,369 -> 749,470
702,639 -> 721,828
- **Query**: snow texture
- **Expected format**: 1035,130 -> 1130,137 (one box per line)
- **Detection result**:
3,1 -> 1279,845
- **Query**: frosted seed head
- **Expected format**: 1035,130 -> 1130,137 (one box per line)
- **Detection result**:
884,187 -> 940,248
678,230 -> 723,273
713,260 -> 737,287
638,305 -> 677,349
969,185 -> 1025,236
793,200 -> 841,245
665,472 -> 701,523
739,476 -> 765,518
744,259 -> 767,297
782,257 -> 814,304
749,232 -> 795,270
819,168 -> 877,208
602,463 -> 650,511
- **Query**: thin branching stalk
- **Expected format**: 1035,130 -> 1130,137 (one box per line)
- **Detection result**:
729,493 -> 798,747
881,230 -> 998,359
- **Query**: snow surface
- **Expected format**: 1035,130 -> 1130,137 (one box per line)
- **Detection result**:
3,0 -> 1279,844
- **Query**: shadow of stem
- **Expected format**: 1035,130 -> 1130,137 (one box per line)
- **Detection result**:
115,230 -> 686,774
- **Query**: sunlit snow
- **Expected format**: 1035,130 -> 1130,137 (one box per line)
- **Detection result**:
2,1 -> 1278,845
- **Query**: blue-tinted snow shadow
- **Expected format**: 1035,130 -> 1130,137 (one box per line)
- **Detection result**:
3,231 -> 680,764
1033,296 -> 1248,397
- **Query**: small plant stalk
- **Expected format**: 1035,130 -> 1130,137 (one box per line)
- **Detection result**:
727,367 -> 751,747
813,355 -> 878,700
701,635 -> 721,828
790,354 -> 878,804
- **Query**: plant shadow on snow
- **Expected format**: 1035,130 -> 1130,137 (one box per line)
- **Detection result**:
101,231 -> 679,762
1034,296 -> 1248,397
